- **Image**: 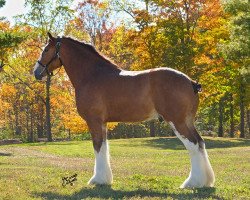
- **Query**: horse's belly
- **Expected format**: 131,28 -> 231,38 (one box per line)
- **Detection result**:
106,108 -> 158,122
104,74 -> 158,122
105,93 -> 158,122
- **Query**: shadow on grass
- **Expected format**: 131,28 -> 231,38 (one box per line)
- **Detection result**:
0,152 -> 12,156
144,137 -> 250,150
34,185 -> 220,200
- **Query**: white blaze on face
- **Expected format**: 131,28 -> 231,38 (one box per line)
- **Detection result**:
88,140 -> 113,185
169,122 -> 215,188
34,53 -> 42,75
34,53 -> 41,69
34,52 -> 47,80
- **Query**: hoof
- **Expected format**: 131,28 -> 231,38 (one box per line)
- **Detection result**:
88,175 -> 112,185
180,177 -> 215,188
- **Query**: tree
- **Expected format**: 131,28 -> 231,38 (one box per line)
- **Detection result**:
64,17 -> 90,41
0,30 -> 46,141
0,0 -> 5,8
0,2 -> 27,66
76,0 -> 113,50
16,0 -> 74,141
221,0 -> 250,138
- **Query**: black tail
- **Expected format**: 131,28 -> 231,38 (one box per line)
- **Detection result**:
192,81 -> 202,94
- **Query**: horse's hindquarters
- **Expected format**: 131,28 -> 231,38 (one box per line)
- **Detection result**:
150,70 -> 198,123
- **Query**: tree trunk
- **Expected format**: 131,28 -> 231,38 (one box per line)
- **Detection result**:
150,121 -> 155,137
37,124 -> 43,138
68,129 -> 71,140
229,94 -> 234,138
247,109 -> 250,136
240,98 -> 245,138
14,101 -> 20,135
30,104 -> 34,142
26,105 -> 30,141
46,76 -> 52,142
239,80 -> 245,138
218,99 -> 223,137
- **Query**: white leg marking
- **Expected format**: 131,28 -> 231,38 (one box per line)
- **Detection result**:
169,122 -> 215,188
88,140 -> 113,185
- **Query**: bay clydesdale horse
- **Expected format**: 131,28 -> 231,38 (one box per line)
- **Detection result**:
33,33 -> 215,188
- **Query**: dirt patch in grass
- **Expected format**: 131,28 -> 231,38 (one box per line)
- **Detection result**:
0,146 -> 92,171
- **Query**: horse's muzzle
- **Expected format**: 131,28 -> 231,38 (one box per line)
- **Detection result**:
34,70 -> 43,80
34,66 -> 46,80
33,62 -> 45,80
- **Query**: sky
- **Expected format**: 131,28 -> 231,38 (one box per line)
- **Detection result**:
0,0 -> 27,24
0,0 -> 134,29
0,0 -> 81,25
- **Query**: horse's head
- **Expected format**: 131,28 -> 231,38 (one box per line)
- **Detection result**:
34,32 -> 63,80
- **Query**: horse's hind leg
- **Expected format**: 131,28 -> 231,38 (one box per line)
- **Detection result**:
169,120 -> 215,188
86,119 -> 113,185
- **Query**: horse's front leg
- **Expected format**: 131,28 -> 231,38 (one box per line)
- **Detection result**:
86,119 -> 113,185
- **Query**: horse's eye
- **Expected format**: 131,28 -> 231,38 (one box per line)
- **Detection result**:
44,48 -> 49,52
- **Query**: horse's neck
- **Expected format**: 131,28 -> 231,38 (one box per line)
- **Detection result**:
60,41 -> 109,89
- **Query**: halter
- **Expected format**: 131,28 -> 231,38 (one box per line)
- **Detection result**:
37,37 -> 63,77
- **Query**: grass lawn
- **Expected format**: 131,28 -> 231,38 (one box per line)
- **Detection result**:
0,137 -> 249,200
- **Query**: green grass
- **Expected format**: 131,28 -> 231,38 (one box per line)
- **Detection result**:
0,137 -> 249,200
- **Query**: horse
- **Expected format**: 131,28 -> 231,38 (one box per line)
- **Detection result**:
33,33 -> 215,188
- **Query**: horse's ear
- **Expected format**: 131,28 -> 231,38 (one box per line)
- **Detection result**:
47,32 -> 55,41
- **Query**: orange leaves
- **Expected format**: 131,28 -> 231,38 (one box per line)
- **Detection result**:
194,0 -> 228,77
199,0 -> 224,29
133,9 -> 152,29
0,21 -> 10,31
0,83 -> 16,99
50,83 -> 88,134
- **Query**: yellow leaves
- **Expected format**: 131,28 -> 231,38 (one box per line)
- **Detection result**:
0,97 -> 11,114
61,113 -> 88,134
107,122 -> 118,131
61,113 -> 118,133
236,130 -> 241,137
0,83 -> 16,99
194,54 -> 213,65
64,18 -> 90,41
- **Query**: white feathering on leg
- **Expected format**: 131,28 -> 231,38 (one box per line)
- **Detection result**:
88,140 -> 113,185
169,122 -> 215,188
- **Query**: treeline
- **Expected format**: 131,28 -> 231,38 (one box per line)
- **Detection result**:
0,0 -> 249,142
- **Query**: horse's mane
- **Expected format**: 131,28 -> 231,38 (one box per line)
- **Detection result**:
63,37 -> 118,68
